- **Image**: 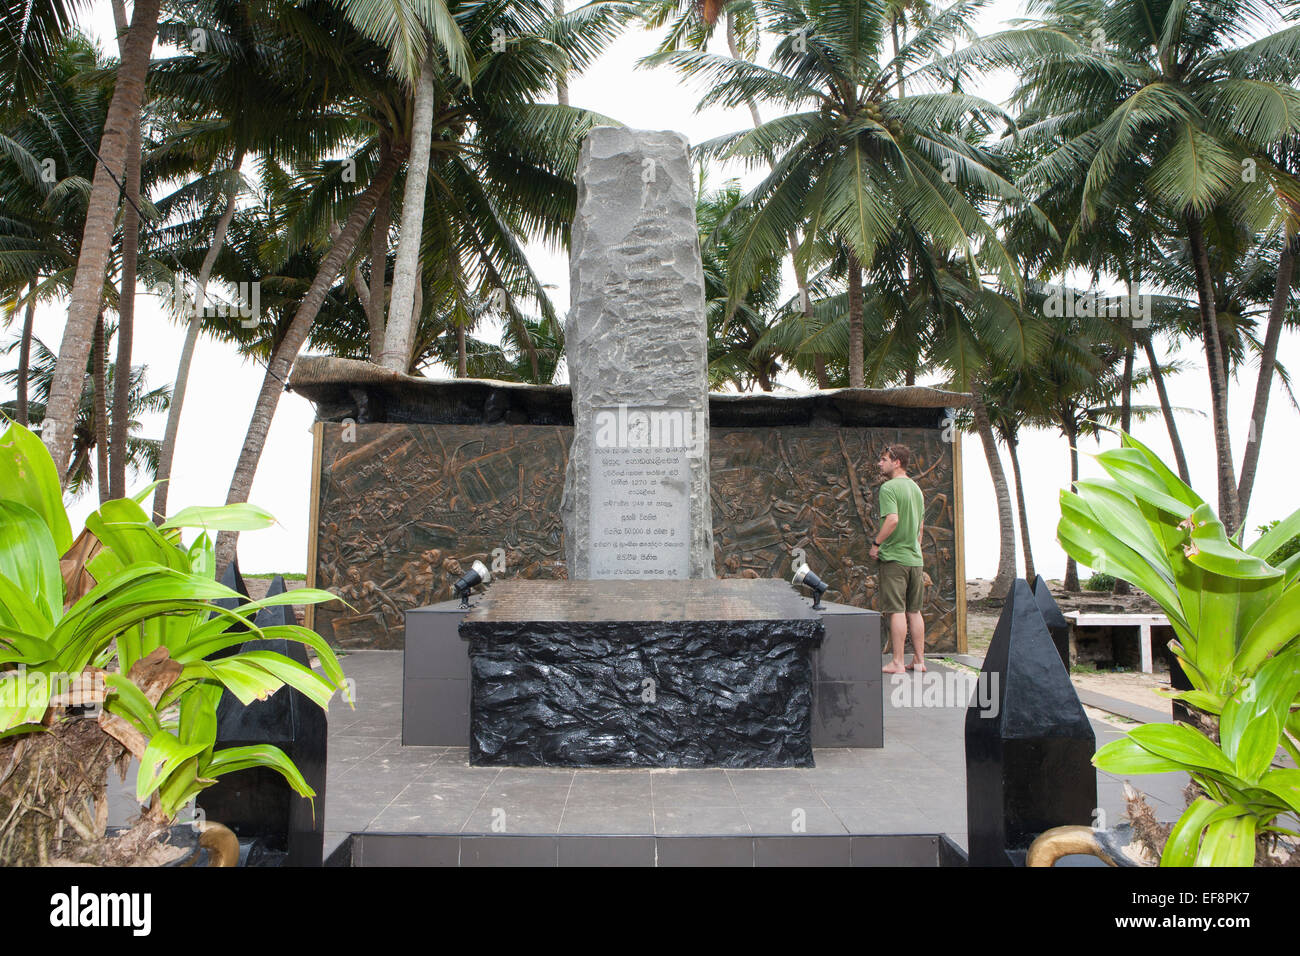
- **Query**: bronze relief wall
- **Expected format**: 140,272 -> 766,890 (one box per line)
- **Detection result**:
310,423 -> 961,651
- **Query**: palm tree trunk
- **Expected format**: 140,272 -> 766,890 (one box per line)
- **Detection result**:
1063,411 -> 1081,592
1142,335 -> 1191,484
971,378 -> 1016,600
456,324 -> 467,377
726,12 -> 762,128
1112,339 -> 1136,594
16,282 -> 36,427
1006,433 -> 1035,581
93,313 -> 109,503
847,249 -> 864,387
891,15 -> 906,97
1119,342 -> 1133,433
409,273 -> 422,373
366,138 -> 392,362
380,54 -> 436,372
813,354 -> 829,389
152,152 -> 244,523
555,0 -> 569,106
110,124 -> 142,500
213,145 -> 406,570
1237,240 -> 1295,522
41,0 -> 161,483
1187,214 -> 1240,531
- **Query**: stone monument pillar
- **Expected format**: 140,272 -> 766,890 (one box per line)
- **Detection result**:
562,127 -> 714,579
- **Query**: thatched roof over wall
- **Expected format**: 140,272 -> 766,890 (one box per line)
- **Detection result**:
289,355 -> 971,430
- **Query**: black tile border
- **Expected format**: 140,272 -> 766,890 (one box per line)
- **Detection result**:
323,833 -> 354,867
346,831 -> 964,867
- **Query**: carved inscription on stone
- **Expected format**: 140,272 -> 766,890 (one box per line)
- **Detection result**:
589,409 -> 692,579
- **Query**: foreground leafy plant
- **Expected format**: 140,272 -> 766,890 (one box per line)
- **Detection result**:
0,420 -> 347,863
1058,431 -> 1299,865
1057,432 -> 1300,743
1094,648 -> 1300,865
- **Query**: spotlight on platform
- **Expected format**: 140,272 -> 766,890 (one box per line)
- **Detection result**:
791,562 -> 829,609
454,560 -> 492,608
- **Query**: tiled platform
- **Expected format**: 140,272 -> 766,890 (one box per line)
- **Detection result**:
323,651 -> 1191,862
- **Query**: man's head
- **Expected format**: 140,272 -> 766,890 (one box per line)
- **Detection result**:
877,443 -> 910,478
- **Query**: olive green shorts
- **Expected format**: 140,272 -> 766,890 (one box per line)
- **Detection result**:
879,561 -> 925,613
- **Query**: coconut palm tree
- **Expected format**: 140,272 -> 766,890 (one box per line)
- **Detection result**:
377,0 -> 631,371
647,0 -> 1035,389
3,332 -> 170,497
953,0 -> 1300,531
207,0 -> 620,568
697,182 -> 786,390
4,0 -> 164,484
142,0 -> 376,521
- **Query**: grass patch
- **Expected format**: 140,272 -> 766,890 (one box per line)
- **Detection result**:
244,572 -> 308,581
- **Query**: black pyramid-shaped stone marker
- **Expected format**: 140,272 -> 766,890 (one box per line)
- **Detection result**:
197,575 -> 329,866
965,579 -> 1096,866
1030,574 -> 1071,670
216,558 -> 250,607
209,560 -> 252,659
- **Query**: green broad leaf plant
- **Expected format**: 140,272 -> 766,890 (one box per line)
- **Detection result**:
1057,432 -> 1299,866
0,421 -> 348,864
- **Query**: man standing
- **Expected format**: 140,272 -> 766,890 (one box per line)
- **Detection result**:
870,444 -> 926,674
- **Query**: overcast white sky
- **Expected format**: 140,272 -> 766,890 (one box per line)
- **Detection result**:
6,1 -> 1298,580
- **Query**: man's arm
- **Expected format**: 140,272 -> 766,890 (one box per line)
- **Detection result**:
918,520 -> 924,546
871,513 -> 899,558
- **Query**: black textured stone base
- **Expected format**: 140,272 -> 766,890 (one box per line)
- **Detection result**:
465,617 -> 822,768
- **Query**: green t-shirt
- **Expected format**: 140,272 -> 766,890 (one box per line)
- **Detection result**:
878,476 -> 924,566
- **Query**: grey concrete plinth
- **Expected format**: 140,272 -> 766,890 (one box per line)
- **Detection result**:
811,601 -> 883,748
562,127 -> 714,580
402,601 -> 471,746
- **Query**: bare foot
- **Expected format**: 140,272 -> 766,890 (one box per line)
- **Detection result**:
882,662 -> 907,675
905,661 -> 927,672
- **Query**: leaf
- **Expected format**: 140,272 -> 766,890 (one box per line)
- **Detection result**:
160,503 -> 277,532
130,480 -> 165,505
204,744 -> 315,799
178,658 -> 283,706
1235,712 -> 1281,783
136,730 -> 209,802
1093,736 -> 1187,774
1161,797 -> 1225,866
1196,814 -> 1257,867
1170,689 -> 1225,715
1057,491 -> 1183,613
1235,587 -> 1300,673
1125,723 -> 1236,776
86,501 -> 188,572
1093,446 -> 1198,517
1247,507 -> 1300,561
0,570 -> 51,635
1187,511 -> 1284,580
231,650 -> 338,709
0,668 -> 54,731
0,421 -> 73,554
174,623 -> 348,698
103,672 -> 162,735
0,500 -> 62,627
1258,769 -> 1300,816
